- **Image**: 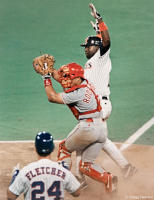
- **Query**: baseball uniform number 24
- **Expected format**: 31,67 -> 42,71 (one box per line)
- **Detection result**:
32,180 -> 61,199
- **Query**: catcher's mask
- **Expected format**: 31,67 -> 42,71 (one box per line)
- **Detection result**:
58,63 -> 85,88
35,131 -> 55,156
80,36 -> 102,47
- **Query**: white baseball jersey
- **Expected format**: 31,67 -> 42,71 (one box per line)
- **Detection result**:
9,159 -> 80,200
84,48 -> 111,98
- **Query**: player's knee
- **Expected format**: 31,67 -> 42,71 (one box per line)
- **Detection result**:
57,140 -> 71,160
57,140 -> 72,169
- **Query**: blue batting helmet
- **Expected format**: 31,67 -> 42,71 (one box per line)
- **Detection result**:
35,131 -> 55,155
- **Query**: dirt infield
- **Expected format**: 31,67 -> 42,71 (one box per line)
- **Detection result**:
0,142 -> 154,200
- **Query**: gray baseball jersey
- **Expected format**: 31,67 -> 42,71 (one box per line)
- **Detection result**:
9,159 -> 80,200
59,80 -> 108,166
84,48 -> 111,97
61,80 -> 101,120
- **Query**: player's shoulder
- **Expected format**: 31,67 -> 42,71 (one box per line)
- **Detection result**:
37,158 -> 71,173
21,159 -> 70,174
100,47 -> 110,57
20,160 -> 39,173
52,161 -> 74,179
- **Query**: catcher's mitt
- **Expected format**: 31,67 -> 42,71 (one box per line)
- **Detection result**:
33,54 -> 55,76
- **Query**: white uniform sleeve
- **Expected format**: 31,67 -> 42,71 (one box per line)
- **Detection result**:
9,171 -> 26,196
65,171 -> 80,194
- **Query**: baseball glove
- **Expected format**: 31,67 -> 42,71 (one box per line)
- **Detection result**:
33,54 -> 55,76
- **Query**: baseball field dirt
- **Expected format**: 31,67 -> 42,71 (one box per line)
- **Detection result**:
0,142 -> 154,200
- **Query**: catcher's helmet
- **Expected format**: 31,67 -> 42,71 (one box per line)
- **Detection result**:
80,36 -> 102,47
67,63 -> 84,79
35,131 -> 54,156
59,63 -> 85,88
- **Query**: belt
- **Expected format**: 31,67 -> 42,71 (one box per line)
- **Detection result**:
85,118 -> 93,122
83,118 -> 102,122
102,96 -> 108,100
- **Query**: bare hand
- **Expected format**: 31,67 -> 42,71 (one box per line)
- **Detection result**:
89,3 -> 101,19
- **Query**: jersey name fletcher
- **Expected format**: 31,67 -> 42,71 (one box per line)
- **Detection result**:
25,166 -> 66,181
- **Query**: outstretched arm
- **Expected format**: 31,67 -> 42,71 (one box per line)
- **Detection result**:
44,78 -> 64,104
32,54 -> 64,103
89,3 -> 110,47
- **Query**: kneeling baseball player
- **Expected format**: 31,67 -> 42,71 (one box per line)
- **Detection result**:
33,59 -> 118,192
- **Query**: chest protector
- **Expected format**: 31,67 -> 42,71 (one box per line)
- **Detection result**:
65,81 -> 102,120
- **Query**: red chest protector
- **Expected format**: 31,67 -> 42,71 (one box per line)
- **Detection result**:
65,81 -> 102,120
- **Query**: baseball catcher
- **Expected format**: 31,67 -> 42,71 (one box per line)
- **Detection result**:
33,61 -> 118,193
33,54 -> 55,76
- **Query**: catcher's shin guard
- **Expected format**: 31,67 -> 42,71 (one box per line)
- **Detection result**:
57,140 -> 72,169
79,161 -> 118,192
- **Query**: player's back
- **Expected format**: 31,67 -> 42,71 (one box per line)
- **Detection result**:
9,159 -> 77,200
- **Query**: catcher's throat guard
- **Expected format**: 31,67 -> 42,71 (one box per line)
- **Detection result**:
58,63 -> 85,88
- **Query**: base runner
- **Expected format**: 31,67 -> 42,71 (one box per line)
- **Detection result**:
75,3 -> 137,185
7,132 -> 81,200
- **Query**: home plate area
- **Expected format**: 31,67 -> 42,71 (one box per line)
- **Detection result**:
0,142 -> 154,200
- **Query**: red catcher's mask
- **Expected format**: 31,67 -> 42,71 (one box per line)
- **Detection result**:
58,63 -> 84,88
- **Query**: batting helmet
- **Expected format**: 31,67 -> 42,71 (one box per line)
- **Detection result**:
80,36 -> 102,47
35,131 -> 55,156
58,63 -> 85,88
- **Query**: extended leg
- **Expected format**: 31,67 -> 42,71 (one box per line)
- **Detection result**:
102,121 -> 137,178
75,151 -> 88,190
103,138 -> 129,168
80,142 -> 118,192
103,138 -> 137,178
